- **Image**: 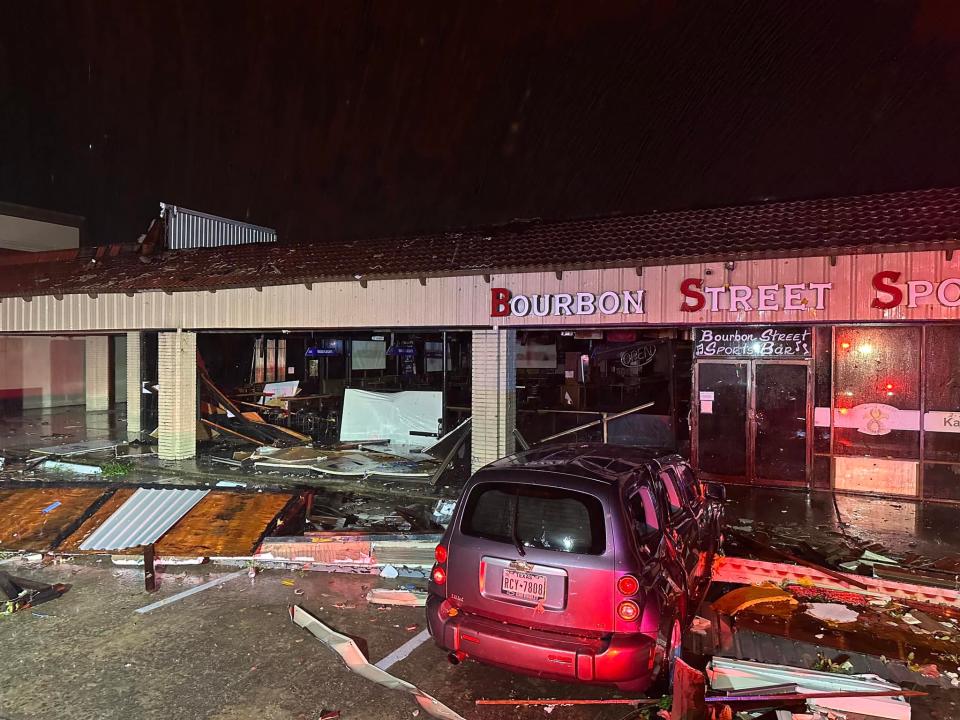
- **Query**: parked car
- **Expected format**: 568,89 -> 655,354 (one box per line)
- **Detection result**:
426,443 -> 724,692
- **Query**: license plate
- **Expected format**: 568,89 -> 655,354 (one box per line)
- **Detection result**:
501,569 -> 547,601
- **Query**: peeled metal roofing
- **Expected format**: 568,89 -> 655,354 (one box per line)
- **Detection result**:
78,488 -> 209,551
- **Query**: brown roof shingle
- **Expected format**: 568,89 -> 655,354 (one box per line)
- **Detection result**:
2,186 -> 960,299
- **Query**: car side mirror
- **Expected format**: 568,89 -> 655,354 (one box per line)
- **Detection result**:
704,482 -> 726,502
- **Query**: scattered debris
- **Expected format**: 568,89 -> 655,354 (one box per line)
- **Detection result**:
366,589 -> 428,607
431,499 -> 456,527
805,603 -> 860,625
290,604 -> 465,720
28,439 -> 122,457
0,570 -> 69,615
708,657 -> 919,719
40,459 -> 103,475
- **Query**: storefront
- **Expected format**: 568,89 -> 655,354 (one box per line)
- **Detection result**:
2,187 -> 960,501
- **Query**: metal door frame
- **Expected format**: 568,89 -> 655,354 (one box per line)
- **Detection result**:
692,358 -> 812,487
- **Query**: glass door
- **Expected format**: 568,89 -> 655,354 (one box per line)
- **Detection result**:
753,361 -> 810,484
695,359 -> 811,484
695,361 -> 749,478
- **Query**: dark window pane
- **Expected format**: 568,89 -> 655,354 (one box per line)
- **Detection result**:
461,482 -> 605,554
660,470 -> 683,510
626,485 -> 660,538
923,463 -> 960,501
814,326 -> 832,454
924,326 -> 960,462
677,463 -> 703,500
754,363 -> 808,482
833,326 -> 920,459
697,362 -> 747,475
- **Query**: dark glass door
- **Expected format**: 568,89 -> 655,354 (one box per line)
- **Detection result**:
753,362 -> 809,483
696,362 -> 748,477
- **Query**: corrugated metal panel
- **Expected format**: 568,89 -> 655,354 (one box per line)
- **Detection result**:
161,203 -> 276,250
78,488 -> 209,551
6,248 -> 960,332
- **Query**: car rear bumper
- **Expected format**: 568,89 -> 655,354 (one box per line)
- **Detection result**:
426,594 -> 658,690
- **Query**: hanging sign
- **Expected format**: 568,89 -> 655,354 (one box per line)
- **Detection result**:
694,326 -> 812,358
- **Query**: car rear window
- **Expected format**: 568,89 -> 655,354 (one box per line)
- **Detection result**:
461,482 -> 605,555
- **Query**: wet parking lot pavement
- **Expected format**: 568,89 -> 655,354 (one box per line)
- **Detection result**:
0,559 -> 641,720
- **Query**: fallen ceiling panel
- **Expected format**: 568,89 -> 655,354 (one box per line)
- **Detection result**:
78,488 -> 209,551
0,487 -> 109,551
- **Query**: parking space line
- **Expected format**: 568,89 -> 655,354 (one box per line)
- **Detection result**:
134,570 -> 246,614
375,628 -> 432,670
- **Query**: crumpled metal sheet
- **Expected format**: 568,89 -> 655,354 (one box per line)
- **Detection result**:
78,488 -> 209,551
290,604 -> 465,720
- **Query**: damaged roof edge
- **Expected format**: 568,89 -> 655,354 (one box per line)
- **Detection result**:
3,237 -> 960,302
1,185 -> 960,300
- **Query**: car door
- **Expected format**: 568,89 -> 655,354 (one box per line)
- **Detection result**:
654,466 -> 701,587
675,462 -> 718,557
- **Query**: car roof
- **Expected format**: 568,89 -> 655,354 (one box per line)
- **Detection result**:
483,443 -> 682,486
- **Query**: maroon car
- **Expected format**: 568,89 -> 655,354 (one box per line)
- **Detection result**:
426,443 -> 724,691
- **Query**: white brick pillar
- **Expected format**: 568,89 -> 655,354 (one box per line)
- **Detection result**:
471,328 -> 517,472
84,336 -> 111,411
126,332 -> 142,442
158,330 -> 197,461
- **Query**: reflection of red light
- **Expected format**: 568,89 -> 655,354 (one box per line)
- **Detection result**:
839,408 -> 849,415
617,600 -> 640,621
840,341 -> 851,350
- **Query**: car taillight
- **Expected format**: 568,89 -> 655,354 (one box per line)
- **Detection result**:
432,565 -> 447,585
617,574 -> 639,596
435,544 -> 448,563
617,600 -> 640,622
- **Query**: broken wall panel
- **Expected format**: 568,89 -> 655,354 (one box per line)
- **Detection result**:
0,487 -> 109,551
148,491 -> 297,557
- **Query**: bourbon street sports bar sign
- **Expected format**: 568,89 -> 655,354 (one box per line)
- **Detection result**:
489,271 -> 960,319
694,327 -> 812,358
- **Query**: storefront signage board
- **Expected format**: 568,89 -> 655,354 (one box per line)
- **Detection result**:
694,327 -> 812,358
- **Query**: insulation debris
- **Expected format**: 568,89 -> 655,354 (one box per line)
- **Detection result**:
805,602 -> 861,625
290,605 -> 465,720
712,585 -> 799,616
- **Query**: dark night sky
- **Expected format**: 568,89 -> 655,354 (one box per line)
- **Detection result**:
2,1 -> 960,247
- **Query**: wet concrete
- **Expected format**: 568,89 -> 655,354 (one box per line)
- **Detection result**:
0,559 -> 641,720
726,484 -> 960,560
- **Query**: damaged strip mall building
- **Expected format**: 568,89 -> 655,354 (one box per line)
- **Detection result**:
2,187 -> 960,502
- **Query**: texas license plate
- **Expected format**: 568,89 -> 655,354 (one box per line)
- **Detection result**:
501,569 -> 547,601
